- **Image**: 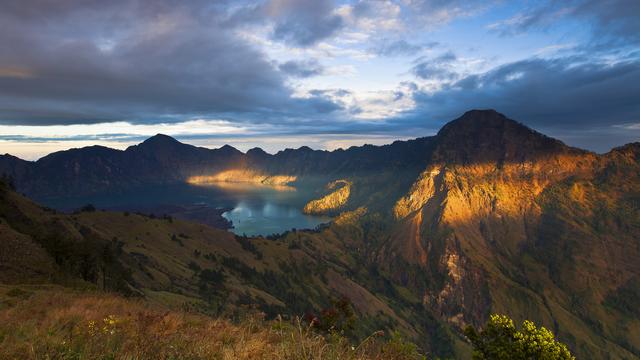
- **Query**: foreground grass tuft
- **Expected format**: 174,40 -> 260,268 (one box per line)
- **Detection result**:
0,286 -> 426,359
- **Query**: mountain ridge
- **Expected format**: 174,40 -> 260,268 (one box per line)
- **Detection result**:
0,109 -> 622,203
0,109 -> 613,164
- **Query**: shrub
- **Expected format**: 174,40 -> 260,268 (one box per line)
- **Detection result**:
306,297 -> 357,336
464,314 -> 575,360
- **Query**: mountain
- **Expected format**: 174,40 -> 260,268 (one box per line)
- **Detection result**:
432,109 -> 575,163
1,109 -> 639,358
0,132 -> 433,203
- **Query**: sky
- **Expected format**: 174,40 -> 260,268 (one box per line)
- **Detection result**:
0,0 -> 638,160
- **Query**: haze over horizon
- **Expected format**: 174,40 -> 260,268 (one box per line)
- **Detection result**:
1,0 -> 639,159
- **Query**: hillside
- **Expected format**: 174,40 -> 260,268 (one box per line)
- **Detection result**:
0,178 -> 453,356
1,110 -> 639,358
0,285 -> 426,359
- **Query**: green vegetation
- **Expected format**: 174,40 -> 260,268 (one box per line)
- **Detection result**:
464,314 -> 575,360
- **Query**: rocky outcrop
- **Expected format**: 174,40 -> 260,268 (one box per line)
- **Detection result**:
303,180 -> 352,214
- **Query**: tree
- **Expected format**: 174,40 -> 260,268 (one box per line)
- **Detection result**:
464,314 -> 575,360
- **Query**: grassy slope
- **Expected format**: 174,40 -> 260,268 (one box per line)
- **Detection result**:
0,285 -> 426,360
0,181 -> 446,357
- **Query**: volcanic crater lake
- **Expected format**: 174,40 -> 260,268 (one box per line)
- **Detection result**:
43,182 -> 331,236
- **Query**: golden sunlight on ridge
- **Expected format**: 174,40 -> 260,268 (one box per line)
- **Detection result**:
187,169 -> 296,191
303,179 -> 352,214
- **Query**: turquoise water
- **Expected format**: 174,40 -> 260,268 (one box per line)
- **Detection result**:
215,182 -> 330,236
40,182 -> 330,236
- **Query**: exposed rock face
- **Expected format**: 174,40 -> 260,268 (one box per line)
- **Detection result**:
393,166 -> 443,220
303,180 -> 352,214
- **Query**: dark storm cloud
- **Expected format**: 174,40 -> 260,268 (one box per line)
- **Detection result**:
402,56 -> 640,151
226,0 -> 344,47
0,0 -> 344,126
278,59 -> 325,78
271,0 -> 344,47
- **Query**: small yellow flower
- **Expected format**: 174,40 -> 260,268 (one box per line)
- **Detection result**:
101,315 -> 119,335
88,320 -> 98,336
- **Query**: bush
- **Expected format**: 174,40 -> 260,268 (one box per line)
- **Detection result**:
306,297 -> 356,336
464,314 -> 575,360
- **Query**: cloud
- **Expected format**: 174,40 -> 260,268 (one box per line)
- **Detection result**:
488,0 -> 640,47
278,59 -> 325,78
268,0 -> 344,47
342,1 -> 403,32
0,0 -> 345,126
370,39 -> 438,57
402,0 -> 494,27
487,3 -> 570,37
411,51 -> 458,80
224,0 -> 345,46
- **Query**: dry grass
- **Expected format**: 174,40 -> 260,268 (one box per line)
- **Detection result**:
0,286 -> 426,360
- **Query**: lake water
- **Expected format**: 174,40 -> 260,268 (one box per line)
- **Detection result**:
212,182 -> 331,236
41,182 -> 330,236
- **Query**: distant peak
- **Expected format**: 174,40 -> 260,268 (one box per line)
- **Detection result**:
143,134 -> 180,144
150,133 -> 175,140
434,110 -> 570,163
217,144 -> 242,155
437,109 -> 512,135
247,147 -> 268,156
219,144 -> 236,150
463,108 -> 502,117
1,153 -> 22,160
